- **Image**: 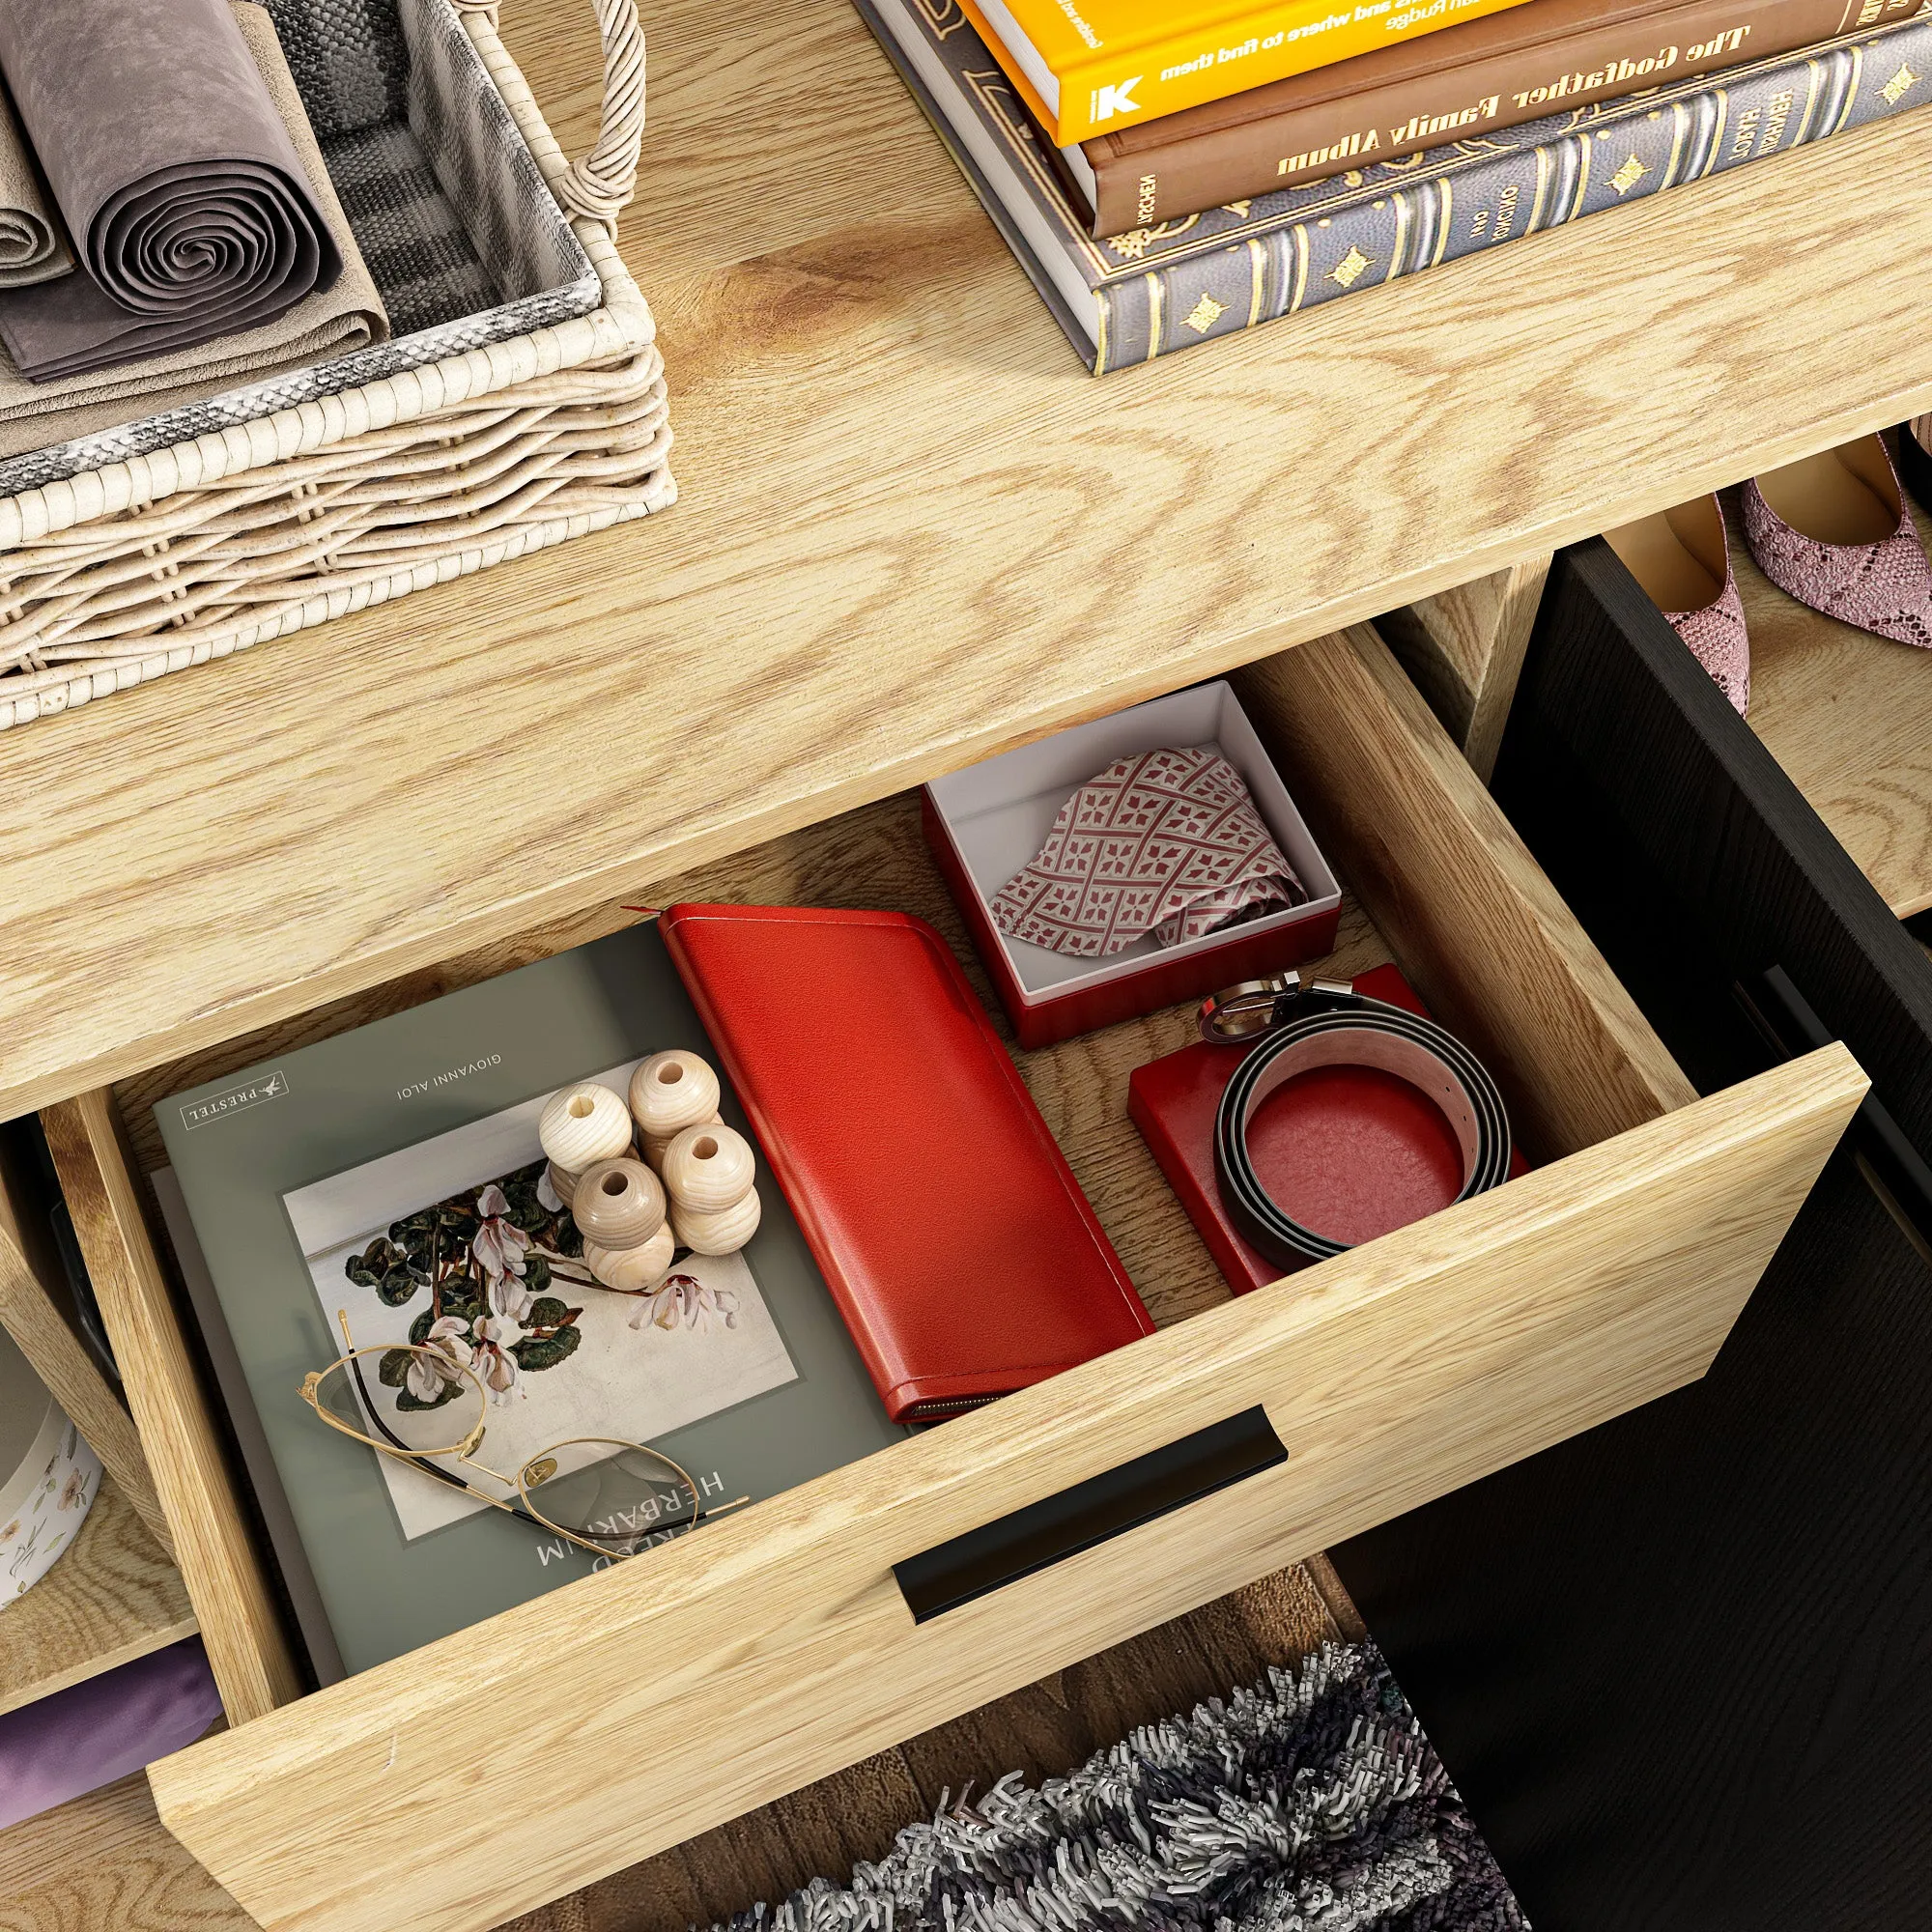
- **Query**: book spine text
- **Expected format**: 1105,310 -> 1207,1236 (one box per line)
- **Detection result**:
1093,16 -> 1932,369
1090,0 -> 1875,231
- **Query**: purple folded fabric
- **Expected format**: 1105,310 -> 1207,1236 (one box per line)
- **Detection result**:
0,1636 -> 221,1831
0,0 -> 340,381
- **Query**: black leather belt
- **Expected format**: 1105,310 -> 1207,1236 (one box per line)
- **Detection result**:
1202,971 -> 1512,1268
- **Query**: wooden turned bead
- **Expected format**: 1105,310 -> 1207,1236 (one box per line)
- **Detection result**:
547,1161 -> 580,1209
643,1112 -> 721,1168
569,1158 -> 667,1251
671,1184 -> 761,1256
629,1050 -> 722,1139
538,1082 -> 633,1172
661,1123 -> 755,1214
583,1222 -> 675,1293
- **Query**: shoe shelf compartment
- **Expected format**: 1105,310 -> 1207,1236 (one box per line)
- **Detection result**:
1725,460 -> 1932,921
17,623 -> 1860,1932
5,0 -> 1932,1134
0,1126 -> 192,1723
1508,534 -> 1932,1208
0,1472 -> 195,1721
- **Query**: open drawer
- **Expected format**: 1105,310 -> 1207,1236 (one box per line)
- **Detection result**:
33,624 -> 1861,1932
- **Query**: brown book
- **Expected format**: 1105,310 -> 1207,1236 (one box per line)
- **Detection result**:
1074,0 -> 1889,233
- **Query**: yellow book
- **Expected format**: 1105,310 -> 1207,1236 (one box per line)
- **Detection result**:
956,0 -> 1540,142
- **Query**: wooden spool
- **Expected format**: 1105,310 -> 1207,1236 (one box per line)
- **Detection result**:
582,1222 -> 675,1293
538,1082 -> 634,1172
569,1157 -> 666,1252
660,1124 -> 755,1215
671,1185 -> 761,1256
629,1050 -> 722,1139
644,1112 -> 720,1168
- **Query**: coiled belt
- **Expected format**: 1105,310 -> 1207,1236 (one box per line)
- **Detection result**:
1202,972 -> 1512,1269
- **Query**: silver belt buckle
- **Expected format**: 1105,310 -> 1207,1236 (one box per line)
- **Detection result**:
1199,969 -> 1356,1043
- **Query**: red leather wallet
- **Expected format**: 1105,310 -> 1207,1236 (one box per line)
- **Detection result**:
660,903 -> 1155,1421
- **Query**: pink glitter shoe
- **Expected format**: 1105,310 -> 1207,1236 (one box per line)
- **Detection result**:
1604,495 -> 1749,714
1743,434 -> 1932,652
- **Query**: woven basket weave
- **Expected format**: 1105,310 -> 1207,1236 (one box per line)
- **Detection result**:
0,0 -> 671,729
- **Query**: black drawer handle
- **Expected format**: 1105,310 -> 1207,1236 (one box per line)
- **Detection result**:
894,1406 -> 1288,1623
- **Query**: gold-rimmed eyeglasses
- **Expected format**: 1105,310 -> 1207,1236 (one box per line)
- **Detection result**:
300,1310 -> 744,1558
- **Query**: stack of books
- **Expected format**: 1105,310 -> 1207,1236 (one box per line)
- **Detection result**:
855,0 -> 1932,369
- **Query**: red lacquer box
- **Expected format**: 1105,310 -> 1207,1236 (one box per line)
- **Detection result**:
923,681 -> 1342,1049
1129,964 -> 1528,1294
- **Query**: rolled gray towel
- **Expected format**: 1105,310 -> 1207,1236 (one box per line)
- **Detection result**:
0,84 -> 68,287
0,0 -> 341,380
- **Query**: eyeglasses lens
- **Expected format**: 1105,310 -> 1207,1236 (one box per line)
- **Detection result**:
312,1346 -> 485,1456
519,1438 -> 699,1550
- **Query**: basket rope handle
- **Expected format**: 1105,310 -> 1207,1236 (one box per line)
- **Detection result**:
450,0 -> 644,234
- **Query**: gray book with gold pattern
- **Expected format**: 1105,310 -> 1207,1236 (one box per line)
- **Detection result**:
858,0 -> 1932,370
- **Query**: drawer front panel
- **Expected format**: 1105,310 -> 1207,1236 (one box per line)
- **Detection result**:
146,1046 -> 1862,1932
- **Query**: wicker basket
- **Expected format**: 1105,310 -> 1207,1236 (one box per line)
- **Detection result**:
0,0 -> 671,729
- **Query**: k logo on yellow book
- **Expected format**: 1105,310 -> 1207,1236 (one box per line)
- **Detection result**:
960,0 -> 1538,141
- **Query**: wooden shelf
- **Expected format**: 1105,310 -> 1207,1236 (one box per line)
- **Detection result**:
1,0 -> 1930,1122
0,1472 -> 195,1720
1733,482 -> 1932,920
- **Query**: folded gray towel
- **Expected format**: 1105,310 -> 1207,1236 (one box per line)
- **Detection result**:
0,0 -> 344,380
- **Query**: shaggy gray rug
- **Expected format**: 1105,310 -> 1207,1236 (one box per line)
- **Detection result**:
711,1641 -> 1526,1932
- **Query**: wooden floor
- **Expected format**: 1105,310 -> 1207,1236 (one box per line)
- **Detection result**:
0,1563 -> 1355,1932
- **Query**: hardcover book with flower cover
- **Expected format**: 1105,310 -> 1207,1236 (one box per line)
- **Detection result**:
156,922 -> 903,1683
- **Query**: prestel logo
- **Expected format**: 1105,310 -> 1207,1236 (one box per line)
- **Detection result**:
179,1069 -> 290,1130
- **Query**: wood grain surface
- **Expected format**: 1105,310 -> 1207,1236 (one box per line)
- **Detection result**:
0,1770 -> 248,1932
146,1044 -> 1863,1932
1729,479 -> 1932,919
1379,557 -> 1554,782
499,1567 -> 1346,1932
0,1475 -> 195,1720
0,0 -> 1928,1123
41,1096 -> 301,1728
111,773 -> 1392,1332
1235,627 -> 1697,1163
